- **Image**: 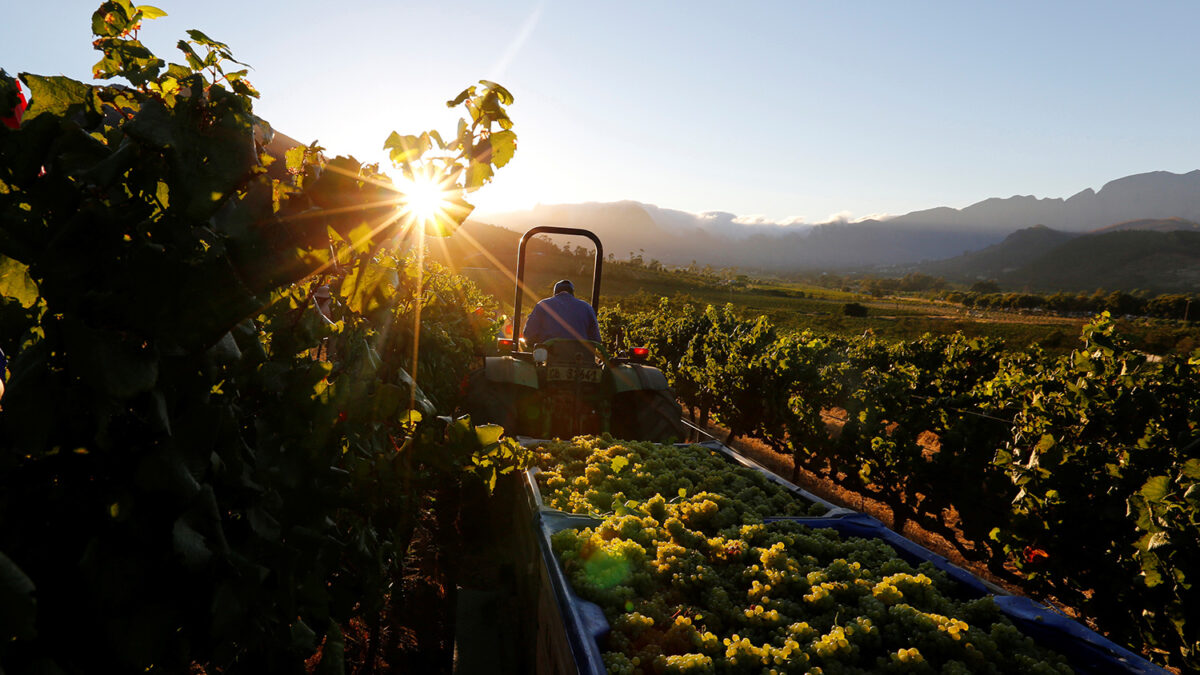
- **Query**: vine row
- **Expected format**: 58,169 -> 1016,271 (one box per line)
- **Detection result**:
600,298 -> 1199,670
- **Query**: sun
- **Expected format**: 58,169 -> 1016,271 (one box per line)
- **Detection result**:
393,172 -> 453,224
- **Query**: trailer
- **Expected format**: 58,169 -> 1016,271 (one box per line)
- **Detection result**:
509,435 -> 1166,675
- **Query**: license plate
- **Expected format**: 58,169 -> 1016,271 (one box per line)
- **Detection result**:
548,366 -> 602,383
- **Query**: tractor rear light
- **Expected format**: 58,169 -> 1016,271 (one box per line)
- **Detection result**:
497,338 -> 515,350
631,346 -> 649,360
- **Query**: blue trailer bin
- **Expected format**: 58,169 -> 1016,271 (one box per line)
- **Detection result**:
517,439 -> 1167,674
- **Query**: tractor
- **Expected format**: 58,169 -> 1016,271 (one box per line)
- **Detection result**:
466,226 -> 686,442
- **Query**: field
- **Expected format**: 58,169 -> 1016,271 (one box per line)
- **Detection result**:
439,222 -> 1200,355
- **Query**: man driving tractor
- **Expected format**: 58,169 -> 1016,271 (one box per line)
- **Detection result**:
467,228 -> 684,442
522,279 -> 601,345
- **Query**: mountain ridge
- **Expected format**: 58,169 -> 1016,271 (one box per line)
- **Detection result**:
478,170 -> 1200,273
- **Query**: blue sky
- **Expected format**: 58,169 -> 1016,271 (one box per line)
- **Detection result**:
4,1 -> 1199,223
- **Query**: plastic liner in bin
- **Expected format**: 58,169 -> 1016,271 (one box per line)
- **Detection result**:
534,511 -> 608,675
994,596 -> 1166,675
523,467 -> 548,511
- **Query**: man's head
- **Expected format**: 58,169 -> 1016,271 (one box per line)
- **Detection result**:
553,279 -> 574,296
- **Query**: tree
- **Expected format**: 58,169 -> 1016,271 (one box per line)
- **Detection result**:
970,280 -> 1001,294
843,302 -> 868,317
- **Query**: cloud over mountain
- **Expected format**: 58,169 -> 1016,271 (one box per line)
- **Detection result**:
638,204 -> 813,240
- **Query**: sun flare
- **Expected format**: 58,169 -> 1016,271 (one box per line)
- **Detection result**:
394,173 -> 453,224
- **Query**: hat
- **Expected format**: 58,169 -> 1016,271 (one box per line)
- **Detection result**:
314,285 -> 332,299
553,279 -> 574,295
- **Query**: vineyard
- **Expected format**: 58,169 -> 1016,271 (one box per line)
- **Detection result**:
1,3 -> 1197,674
596,299 -> 1198,672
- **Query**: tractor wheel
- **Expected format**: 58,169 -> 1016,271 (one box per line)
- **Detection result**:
614,389 -> 686,443
465,368 -> 520,434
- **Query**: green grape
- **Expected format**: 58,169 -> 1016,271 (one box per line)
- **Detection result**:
541,437 -> 1076,674
535,437 -> 827,519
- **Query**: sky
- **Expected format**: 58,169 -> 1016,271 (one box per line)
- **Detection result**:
4,1 -> 1200,224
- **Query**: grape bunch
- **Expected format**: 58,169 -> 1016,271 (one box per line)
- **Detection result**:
539,445 -> 1075,674
534,436 -> 827,518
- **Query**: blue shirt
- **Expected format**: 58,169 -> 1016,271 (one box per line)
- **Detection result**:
522,292 -> 601,344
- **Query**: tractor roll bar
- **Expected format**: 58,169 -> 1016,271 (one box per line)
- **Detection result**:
512,226 -> 604,350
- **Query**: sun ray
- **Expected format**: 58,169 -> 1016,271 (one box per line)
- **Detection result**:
490,1 -> 545,81
450,227 -> 552,323
388,167 -> 460,233
318,160 -> 401,190
261,153 -> 557,409
398,176 -> 447,223
273,196 -> 405,224
448,226 -> 526,296
409,223 -> 427,414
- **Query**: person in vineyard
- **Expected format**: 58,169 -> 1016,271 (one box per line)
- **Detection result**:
313,284 -> 336,325
309,285 -> 340,362
522,279 -> 601,345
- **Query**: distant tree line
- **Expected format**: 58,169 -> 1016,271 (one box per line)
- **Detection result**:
943,288 -> 1197,321
792,272 -> 950,296
802,269 -> 1196,322
859,272 -> 948,296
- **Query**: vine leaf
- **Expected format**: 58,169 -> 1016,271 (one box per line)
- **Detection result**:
611,455 -> 630,474
137,5 -> 167,19
489,130 -> 517,168
19,74 -> 99,123
172,519 -> 213,568
1141,475 -> 1170,502
0,255 -> 39,308
464,161 -> 492,192
475,423 -> 504,447
0,551 -> 37,641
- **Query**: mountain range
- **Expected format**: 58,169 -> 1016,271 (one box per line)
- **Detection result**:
476,170 -> 1200,288
885,170 -> 1200,233
916,223 -> 1200,292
